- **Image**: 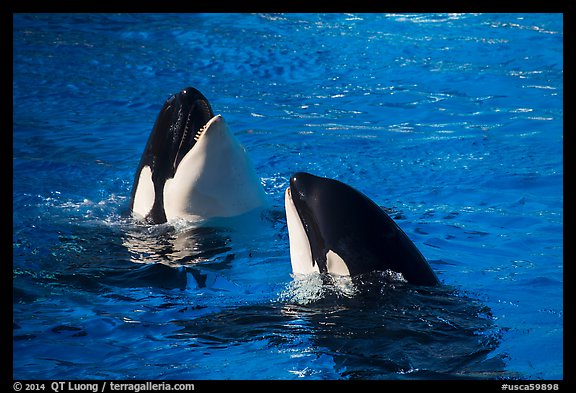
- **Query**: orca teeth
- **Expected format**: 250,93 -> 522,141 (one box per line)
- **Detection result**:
194,123 -> 208,142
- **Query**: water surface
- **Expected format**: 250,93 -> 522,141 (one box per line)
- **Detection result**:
13,13 -> 563,380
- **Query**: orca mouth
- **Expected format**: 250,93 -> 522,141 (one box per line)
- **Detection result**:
170,87 -> 215,174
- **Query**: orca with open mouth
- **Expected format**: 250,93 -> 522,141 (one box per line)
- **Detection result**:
285,172 -> 439,286
130,87 -> 267,224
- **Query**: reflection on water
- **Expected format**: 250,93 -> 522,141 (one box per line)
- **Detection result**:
122,224 -> 234,267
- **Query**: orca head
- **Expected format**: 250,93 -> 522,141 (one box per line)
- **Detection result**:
285,172 -> 439,286
130,87 -> 267,224
130,87 -> 214,223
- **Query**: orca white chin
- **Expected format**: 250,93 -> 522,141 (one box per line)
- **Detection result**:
163,114 -> 267,222
285,187 -> 350,276
285,187 -> 316,275
285,172 -> 439,286
130,87 -> 267,225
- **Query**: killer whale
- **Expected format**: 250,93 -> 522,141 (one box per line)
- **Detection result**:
285,172 -> 439,286
130,87 -> 267,224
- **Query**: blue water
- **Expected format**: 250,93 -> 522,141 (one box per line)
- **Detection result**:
13,13 -> 563,380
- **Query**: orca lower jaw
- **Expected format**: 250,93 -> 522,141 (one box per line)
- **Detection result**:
161,114 -> 267,223
173,114 -> 222,173
174,115 -> 223,174
190,113 -> 222,144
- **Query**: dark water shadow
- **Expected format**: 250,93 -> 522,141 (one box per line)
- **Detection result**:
286,274 -> 511,379
168,272 -> 514,380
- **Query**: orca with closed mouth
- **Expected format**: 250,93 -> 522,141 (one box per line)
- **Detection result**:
130,87 -> 268,224
284,172 -> 439,286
